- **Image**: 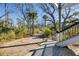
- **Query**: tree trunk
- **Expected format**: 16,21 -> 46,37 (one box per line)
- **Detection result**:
45,20 -> 46,27
32,19 -> 34,35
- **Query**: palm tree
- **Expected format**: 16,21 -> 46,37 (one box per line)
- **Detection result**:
27,9 -> 37,35
42,15 -> 48,27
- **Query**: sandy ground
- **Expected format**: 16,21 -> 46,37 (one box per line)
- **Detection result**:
0,36 -> 43,56
68,45 -> 79,55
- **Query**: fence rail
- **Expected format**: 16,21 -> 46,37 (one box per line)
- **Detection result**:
57,21 -> 79,41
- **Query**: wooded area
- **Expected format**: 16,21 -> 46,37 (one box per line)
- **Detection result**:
0,3 -> 79,43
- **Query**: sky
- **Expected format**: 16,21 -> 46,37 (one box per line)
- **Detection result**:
0,3 -> 19,25
0,3 -> 79,26
0,3 -> 46,26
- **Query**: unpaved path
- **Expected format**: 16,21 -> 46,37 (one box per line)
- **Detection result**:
68,45 -> 79,55
0,36 -> 75,56
0,36 -> 43,56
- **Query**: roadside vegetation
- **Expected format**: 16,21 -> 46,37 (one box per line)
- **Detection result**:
0,3 -> 79,43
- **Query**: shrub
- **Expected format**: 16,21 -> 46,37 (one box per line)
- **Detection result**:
0,30 -> 16,41
6,30 -> 16,39
15,27 -> 27,39
34,28 -> 40,33
44,27 -> 52,37
0,33 -> 6,41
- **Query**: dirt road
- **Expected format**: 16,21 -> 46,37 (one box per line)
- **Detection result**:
0,36 -> 43,56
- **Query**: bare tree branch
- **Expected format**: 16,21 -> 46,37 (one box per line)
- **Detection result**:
0,11 -> 12,19
40,3 -> 57,31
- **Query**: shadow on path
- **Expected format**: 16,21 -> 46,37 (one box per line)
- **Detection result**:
31,45 -> 76,56
0,42 -> 44,49
0,41 -> 76,56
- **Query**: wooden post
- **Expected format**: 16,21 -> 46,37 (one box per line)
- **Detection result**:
58,3 -> 62,41
56,32 -> 63,41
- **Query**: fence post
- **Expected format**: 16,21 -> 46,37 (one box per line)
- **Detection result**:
56,32 -> 63,41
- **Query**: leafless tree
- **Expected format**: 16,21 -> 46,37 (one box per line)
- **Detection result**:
40,3 -> 57,32
16,4 -> 37,35
62,4 -> 79,29
40,3 -> 79,32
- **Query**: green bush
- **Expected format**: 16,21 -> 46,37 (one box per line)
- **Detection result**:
0,30 -> 16,41
0,33 -> 6,41
15,27 -> 27,39
44,27 -> 52,37
7,30 -> 16,39
0,27 -> 28,40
